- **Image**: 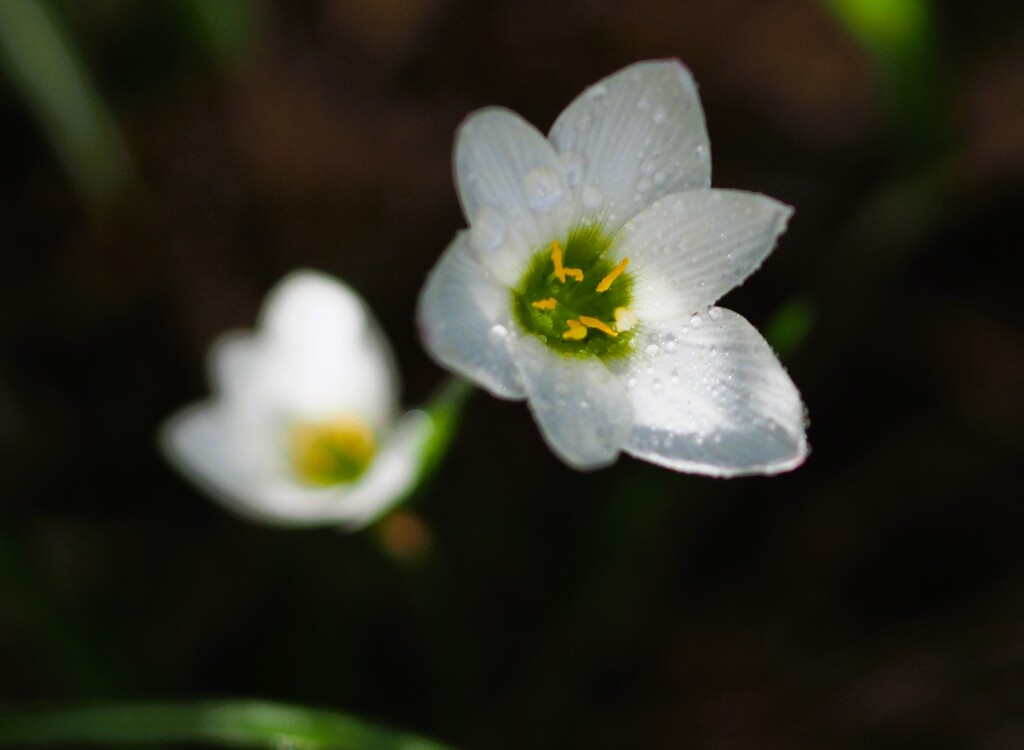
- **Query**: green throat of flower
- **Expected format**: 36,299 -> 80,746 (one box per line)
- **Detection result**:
512,225 -> 637,360
290,416 -> 376,486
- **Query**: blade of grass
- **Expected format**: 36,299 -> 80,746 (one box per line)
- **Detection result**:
0,0 -> 134,203
0,700 -> 455,750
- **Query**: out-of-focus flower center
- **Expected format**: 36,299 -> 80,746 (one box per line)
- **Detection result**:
289,416 -> 376,486
512,225 -> 638,359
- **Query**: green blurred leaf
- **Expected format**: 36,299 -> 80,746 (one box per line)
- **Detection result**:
0,700 -> 455,750
764,297 -> 816,360
0,0 -> 134,203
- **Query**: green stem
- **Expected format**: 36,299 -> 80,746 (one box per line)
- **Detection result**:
0,701 -> 455,750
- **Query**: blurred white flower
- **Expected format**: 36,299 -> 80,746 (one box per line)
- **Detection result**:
161,270 -> 431,528
418,60 -> 807,475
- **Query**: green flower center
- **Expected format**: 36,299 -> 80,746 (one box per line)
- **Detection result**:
511,225 -> 637,360
289,416 -> 376,486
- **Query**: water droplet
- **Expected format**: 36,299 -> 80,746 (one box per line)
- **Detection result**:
626,377 -> 637,389
579,400 -> 590,409
653,170 -> 666,185
524,168 -> 564,212
652,379 -> 664,395
665,339 -> 677,353
695,144 -> 707,158
645,343 -> 661,357
488,324 -> 508,342
640,158 -> 657,176
690,312 -> 703,328
652,107 -> 667,124
471,207 -> 505,251
636,177 -> 652,193
581,184 -> 603,210
708,306 -> 723,321
586,84 -> 607,100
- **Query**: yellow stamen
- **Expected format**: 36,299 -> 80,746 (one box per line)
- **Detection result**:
531,297 -> 558,310
290,416 -> 376,486
550,240 -> 583,283
579,315 -> 618,338
596,257 -> 629,293
562,319 -> 588,340
614,306 -> 639,332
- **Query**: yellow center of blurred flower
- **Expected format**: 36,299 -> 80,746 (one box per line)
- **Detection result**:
289,416 -> 376,486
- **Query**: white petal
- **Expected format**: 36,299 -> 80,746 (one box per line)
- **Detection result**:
549,60 -> 711,229
256,270 -> 399,428
619,308 -> 807,476
617,190 -> 793,321
516,336 -> 632,469
455,108 -> 572,273
417,231 -> 525,400
207,330 -> 258,398
159,404 -> 430,529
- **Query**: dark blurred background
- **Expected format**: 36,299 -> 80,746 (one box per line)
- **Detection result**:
1,1 -> 1022,748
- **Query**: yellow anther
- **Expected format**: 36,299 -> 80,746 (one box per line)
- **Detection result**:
290,416 -> 376,486
550,240 -> 583,283
578,315 -> 618,338
614,306 -> 639,332
596,257 -> 630,293
562,319 -> 588,341
531,297 -> 558,310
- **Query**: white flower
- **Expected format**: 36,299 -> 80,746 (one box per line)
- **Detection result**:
161,270 -> 431,528
417,60 -> 807,475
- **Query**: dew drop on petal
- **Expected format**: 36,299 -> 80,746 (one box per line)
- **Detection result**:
645,343 -> 661,357
708,306 -> 723,321
524,168 -> 565,212
690,312 -> 704,328
586,84 -> 608,100
581,184 -> 603,210
636,177 -> 652,193
652,107 -> 667,124
488,324 -> 508,343
626,377 -> 637,389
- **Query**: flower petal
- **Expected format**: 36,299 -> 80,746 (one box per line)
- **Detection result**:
159,404 -> 430,528
455,107 -> 572,274
620,308 -> 807,476
417,231 -> 525,399
616,189 -> 793,321
516,336 -> 632,469
549,59 -> 711,229
207,331 -> 258,399
256,270 -> 399,428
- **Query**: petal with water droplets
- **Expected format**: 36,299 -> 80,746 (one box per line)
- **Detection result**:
455,107 -> 571,268
616,189 -> 793,321
617,308 -> 807,476
418,231 -> 525,400
549,59 -> 711,230
515,337 -> 632,469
